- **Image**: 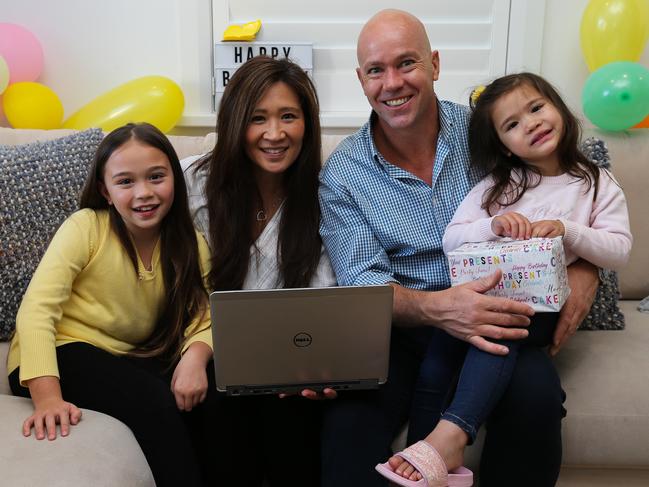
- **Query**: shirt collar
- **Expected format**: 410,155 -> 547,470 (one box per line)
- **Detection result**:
437,99 -> 456,137
362,99 -> 464,174
367,111 -> 382,163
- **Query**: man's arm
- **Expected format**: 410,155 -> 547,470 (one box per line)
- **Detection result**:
319,162 -> 397,288
320,154 -> 532,355
392,270 -> 533,355
550,259 -> 599,356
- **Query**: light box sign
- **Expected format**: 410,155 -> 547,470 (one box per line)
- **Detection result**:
214,42 -> 313,94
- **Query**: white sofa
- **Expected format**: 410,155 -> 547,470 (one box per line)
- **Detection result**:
1,127 -> 648,486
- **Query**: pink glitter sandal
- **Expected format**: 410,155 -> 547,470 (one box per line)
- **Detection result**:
375,440 -> 473,487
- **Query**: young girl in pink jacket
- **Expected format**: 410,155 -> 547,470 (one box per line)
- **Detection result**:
377,72 -> 632,487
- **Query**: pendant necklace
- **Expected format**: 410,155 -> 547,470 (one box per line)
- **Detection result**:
256,196 -> 284,222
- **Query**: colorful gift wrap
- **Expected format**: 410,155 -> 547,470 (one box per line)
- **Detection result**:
447,237 -> 570,312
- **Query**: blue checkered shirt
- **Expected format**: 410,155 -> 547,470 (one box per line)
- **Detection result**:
319,100 -> 485,291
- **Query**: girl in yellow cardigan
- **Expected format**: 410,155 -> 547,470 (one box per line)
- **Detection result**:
8,123 -> 212,487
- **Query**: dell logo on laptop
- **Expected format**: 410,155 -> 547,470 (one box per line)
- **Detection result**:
293,332 -> 312,347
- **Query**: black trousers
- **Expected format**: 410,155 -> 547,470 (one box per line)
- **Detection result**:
11,342 -> 323,487
201,392 -> 322,487
321,327 -> 431,486
320,326 -> 566,487
411,312 -> 559,444
10,342 -> 205,487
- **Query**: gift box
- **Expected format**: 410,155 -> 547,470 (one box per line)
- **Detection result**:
447,237 -> 570,312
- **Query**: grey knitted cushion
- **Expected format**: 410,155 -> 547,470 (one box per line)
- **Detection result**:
0,129 -> 103,340
578,137 -> 624,331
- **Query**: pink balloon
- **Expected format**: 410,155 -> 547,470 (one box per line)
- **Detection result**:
0,23 -> 44,83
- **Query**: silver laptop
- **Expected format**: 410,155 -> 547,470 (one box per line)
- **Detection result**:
210,285 -> 393,396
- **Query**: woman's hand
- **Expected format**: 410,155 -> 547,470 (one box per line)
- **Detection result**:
279,388 -> 338,400
531,219 -> 565,238
491,212 -> 532,239
25,376 -> 82,440
171,342 -> 212,411
300,388 -> 338,400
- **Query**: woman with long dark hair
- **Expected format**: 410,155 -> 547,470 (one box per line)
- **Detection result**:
183,56 -> 336,486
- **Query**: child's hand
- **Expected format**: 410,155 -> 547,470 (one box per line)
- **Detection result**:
171,342 -> 211,411
491,212 -> 532,239
25,398 -> 82,440
23,376 -> 81,441
25,376 -> 82,440
531,219 -> 565,238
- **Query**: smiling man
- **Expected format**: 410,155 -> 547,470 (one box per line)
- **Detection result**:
318,9 -> 600,487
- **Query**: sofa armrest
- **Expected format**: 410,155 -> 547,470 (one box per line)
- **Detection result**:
0,395 -> 154,486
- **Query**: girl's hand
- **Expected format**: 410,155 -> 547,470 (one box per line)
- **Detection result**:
171,342 -> 211,411
24,397 -> 82,441
531,219 -> 565,238
25,376 -> 82,440
491,212 -> 532,240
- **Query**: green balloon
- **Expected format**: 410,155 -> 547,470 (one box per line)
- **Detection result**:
582,61 -> 649,131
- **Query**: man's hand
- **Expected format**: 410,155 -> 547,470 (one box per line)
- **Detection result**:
393,271 -> 534,355
550,260 -> 599,356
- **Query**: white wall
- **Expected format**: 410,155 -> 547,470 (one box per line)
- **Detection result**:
541,0 -> 649,129
211,0 -> 543,128
0,0 -> 214,129
1,0 -> 648,133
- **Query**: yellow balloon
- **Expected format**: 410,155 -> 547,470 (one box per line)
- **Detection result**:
63,75 -> 184,133
2,82 -> 64,129
581,0 -> 649,71
0,55 -> 9,94
639,0 -> 649,42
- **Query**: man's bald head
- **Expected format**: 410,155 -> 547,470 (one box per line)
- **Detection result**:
357,9 -> 431,65
354,9 -> 439,133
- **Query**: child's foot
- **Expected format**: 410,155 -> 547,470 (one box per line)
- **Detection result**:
388,420 -> 468,481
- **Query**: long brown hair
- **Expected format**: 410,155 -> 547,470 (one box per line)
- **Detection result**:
79,123 -> 208,362
195,56 -> 322,290
469,73 -> 600,215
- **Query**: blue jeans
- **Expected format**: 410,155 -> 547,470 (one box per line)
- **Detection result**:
322,321 -> 566,487
412,313 -> 559,442
409,313 -> 565,487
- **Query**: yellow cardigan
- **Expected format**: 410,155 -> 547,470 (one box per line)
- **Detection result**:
8,209 -> 212,385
